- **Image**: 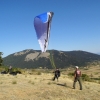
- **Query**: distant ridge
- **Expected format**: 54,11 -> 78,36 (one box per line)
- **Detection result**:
3,49 -> 100,69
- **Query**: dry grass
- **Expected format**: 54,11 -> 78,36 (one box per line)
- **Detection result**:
0,67 -> 100,100
65,66 -> 100,78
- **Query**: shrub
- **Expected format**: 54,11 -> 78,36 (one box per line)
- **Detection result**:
84,68 -> 89,70
37,71 -> 41,75
68,72 -> 74,77
82,74 -> 91,81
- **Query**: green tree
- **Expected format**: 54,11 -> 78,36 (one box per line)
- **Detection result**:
0,52 -> 3,66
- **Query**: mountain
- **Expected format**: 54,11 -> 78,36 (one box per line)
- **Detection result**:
2,49 -> 100,69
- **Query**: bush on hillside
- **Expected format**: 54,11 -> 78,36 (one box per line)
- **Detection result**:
81,74 -> 91,81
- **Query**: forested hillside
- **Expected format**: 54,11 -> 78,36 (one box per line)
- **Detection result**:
3,49 -> 100,69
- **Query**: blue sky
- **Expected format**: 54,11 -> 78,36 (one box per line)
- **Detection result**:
0,0 -> 100,57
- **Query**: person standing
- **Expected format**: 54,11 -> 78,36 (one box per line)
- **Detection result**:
73,66 -> 82,90
53,68 -> 60,81
8,66 -> 12,73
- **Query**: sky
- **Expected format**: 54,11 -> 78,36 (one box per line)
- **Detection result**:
0,0 -> 100,57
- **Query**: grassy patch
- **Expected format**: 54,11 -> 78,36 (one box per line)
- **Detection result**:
47,82 -> 51,85
28,80 -> 35,85
28,80 -> 31,83
31,81 -> 35,85
0,82 -> 3,84
37,71 -> 41,75
12,80 -> 17,84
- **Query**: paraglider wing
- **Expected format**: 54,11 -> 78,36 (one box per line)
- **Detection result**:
34,12 -> 54,52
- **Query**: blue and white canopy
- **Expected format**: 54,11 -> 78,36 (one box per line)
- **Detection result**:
34,12 -> 54,52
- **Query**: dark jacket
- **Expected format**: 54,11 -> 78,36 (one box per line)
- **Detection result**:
55,70 -> 60,77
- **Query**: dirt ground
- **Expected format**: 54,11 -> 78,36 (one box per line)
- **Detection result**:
0,70 -> 100,100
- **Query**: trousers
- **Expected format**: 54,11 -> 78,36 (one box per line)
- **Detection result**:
73,77 -> 82,90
